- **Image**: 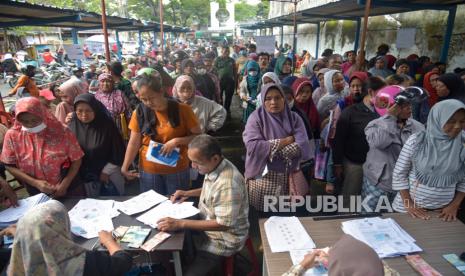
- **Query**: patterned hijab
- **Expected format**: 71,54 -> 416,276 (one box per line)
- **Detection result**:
95,73 -> 127,116
172,75 -> 196,103
8,200 -> 86,276
412,99 -> 465,187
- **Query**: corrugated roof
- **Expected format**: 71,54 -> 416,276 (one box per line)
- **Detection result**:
0,0 -> 191,32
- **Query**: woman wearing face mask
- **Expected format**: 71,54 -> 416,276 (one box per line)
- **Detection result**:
94,73 -> 131,141
239,61 -> 261,123
69,94 -> 126,196
243,84 -> 311,213
172,75 -> 226,133
274,56 -> 293,80
362,86 -> 424,211
1,97 -> 84,197
392,99 -> 465,221
55,79 -> 82,125
121,75 -> 201,195
193,60 -> 218,102
331,77 -> 385,198
180,59 -> 208,99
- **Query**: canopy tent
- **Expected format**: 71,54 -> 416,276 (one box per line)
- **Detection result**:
241,0 -> 463,62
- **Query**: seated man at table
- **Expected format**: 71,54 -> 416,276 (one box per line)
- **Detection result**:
157,134 -> 249,276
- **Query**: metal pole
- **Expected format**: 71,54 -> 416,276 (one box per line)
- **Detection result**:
280,25 -> 284,48
292,0 -> 297,54
71,28 -> 82,68
159,0 -> 164,53
359,0 -> 371,57
354,18 -> 361,52
138,30 -> 143,55
315,22 -> 320,58
440,6 -> 457,63
115,30 -> 122,61
101,0 -> 111,62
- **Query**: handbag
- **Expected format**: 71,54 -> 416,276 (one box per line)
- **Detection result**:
288,169 -> 309,197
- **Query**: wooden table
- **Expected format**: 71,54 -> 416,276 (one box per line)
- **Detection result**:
259,213 -> 465,275
62,197 -> 185,276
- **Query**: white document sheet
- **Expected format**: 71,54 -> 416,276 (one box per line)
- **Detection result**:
70,215 -> 114,239
116,190 -> 168,215
342,217 -> 422,258
0,193 -> 50,223
264,216 -> 316,253
137,201 -> 200,228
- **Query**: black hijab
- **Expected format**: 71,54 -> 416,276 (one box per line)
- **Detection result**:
68,94 -> 125,181
438,73 -> 465,104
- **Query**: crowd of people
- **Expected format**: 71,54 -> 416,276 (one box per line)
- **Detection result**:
0,40 -> 464,275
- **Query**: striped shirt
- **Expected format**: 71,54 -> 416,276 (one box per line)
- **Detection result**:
392,133 -> 465,212
198,158 -> 250,256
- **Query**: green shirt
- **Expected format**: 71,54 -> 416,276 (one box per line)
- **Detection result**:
214,56 -> 235,80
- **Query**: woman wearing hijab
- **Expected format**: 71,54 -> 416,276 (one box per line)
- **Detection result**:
243,83 -> 311,212
423,71 -> 440,108
1,97 -> 84,197
94,73 -> 131,141
180,59 -> 208,98
122,74 -> 201,195
274,56 -> 292,80
290,77 -> 320,139
436,73 -> 465,104
317,70 -> 346,120
312,68 -> 330,106
55,79 -> 82,125
7,200 -> 132,276
239,61 -> 261,123
172,75 -> 226,133
255,72 -> 281,108
368,56 -> 392,79
392,99 -> 465,221
69,94 -> 126,196
283,234 -> 385,276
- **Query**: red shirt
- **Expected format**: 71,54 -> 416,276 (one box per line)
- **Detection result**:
42,52 -> 54,64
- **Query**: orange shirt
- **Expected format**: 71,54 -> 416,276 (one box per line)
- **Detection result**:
10,75 -> 40,97
129,103 -> 199,174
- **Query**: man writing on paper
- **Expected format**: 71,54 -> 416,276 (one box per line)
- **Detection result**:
157,135 -> 249,276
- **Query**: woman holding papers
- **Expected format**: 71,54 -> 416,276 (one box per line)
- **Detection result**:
69,94 -> 126,196
122,74 -> 201,195
7,200 -> 132,276
392,99 -> 465,221
1,97 -> 84,197
243,83 -> 311,212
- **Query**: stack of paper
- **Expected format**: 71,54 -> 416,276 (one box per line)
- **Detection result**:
137,200 -> 200,228
145,141 -> 180,167
68,198 -> 119,239
116,190 -> 167,215
264,216 -> 316,253
0,193 -> 50,227
342,217 -> 422,258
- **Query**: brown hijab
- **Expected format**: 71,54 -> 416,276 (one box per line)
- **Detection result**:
328,234 -> 384,276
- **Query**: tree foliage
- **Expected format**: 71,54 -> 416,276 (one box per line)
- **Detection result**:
235,0 -> 269,22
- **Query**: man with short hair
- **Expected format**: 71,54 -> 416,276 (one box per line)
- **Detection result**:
158,134 -> 249,276
214,46 -> 237,113
257,52 -> 272,74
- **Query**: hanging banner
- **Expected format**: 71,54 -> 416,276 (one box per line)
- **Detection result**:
396,28 -> 416,49
63,44 -> 85,60
255,36 -> 276,55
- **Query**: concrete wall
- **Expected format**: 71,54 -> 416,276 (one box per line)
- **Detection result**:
268,1 -> 465,71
